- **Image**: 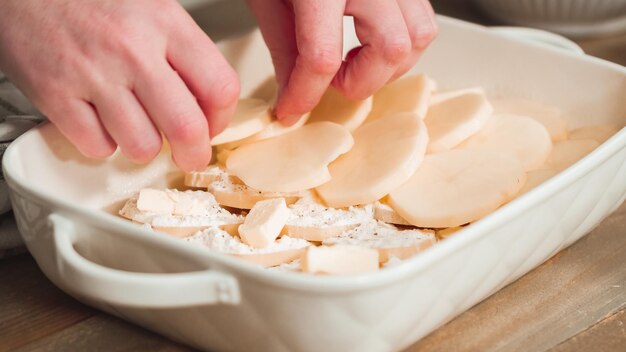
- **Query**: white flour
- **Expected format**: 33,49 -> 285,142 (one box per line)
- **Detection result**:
287,194 -> 373,227
323,220 -> 435,249
185,227 -> 310,255
119,190 -> 242,227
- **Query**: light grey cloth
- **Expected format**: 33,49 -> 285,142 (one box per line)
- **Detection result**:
0,71 -> 44,252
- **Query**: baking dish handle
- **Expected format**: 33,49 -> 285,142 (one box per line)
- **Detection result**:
50,213 -> 241,308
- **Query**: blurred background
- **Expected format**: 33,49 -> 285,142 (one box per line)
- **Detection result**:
177,0 -> 626,66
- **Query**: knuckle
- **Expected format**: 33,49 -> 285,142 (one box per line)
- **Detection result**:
213,75 -> 240,107
124,137 -> 162,162
168,114 -> 207,143
410,25 -> 438,50
382,37 -> 412,64
301,45 -> 342,75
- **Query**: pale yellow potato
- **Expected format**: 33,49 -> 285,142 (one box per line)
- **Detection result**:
184,165 -> 241,188
436,226 -> 464,240
544,139 -> 600,172
211,186 -> 301,209
425,91 -> 493,153
366,74 -> 434,121
568,125 -> 621,144
227,122 -> 354,192
429,86 -> 484,105
220,113 -> 310,150
316,112 -> 428,207
491,98 -> 568,142
234,248 -> 307,268
282,224 -> 359,242
308,86 -> 372,131
322,220 -> 436,263
238,198 -> 289,249
458,113 -> 552,171
373,201 -> 411,226
301,245 -> 379,275
518,169 -> 558,196
210,99 -> 272,145
388,149 -> 527,228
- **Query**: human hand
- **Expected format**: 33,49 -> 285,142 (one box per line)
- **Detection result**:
0,0 -> 240,171
247,0 -> 437,125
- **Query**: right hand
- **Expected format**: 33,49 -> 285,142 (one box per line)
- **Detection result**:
0,0 -> 240,171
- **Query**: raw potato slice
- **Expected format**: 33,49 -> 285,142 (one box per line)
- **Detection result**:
568,125 -> 620,144
317,112 -> 428,207
301,245 -> 379,275
119,190 -> 243,238
322,220 -> 436,263
436,226 -> 464,240
491,98 -> 568,142
518,169 -> 558,196
425,92 -> 493,153
366,74 -> 434,121
388,149 -> 527,228
458,114 -> 552,171
544,139 -> 600,171
215,147 -> 235,166
308,87 -> 372,131
210,99 -> 272,145
184,165 -> 240,188
220,113 -> 310,150
208,174 -> 302,209
226,122 -> 354,193
185,227 -> 310,267
234,248 -> 307,268
429,86 -> 485,105
152,222 -> 241,238
373,201 -> 411,226
238,198 -> 290,248
284,195 -> 373,242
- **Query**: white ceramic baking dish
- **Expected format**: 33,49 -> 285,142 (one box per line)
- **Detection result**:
4,16 -> 626,352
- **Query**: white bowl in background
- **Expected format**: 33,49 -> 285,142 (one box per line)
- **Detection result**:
472,0 -> 626,38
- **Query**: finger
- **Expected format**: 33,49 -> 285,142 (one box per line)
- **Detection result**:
246,0 -> 298,97
334,0 -> 412,100
167,16 -> 240,137
273,0 -> 345,124
92,87 -> 162,163
46,98 -> 117,159
134,63 -> 212,172
391,0 -> 438,80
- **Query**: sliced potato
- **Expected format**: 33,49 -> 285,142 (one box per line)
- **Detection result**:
568,125 -> 620,144
366,74 -> 434,121
388,149 -> 526,228
425,91 -> 493,153
184,165 -> 240,188
322,220 -> 436,263
308,86 -> 372,131
491,98 -> 568,142
458,113 -> 552,171
211,99 -> 272,145
227,122 -> 353,193
544,139 -> 600,171
429,86 -> 485,105
518,169 -> 558,196
220,113 -> 310,150
317,112 -> 428,207
373,201 -> 411,226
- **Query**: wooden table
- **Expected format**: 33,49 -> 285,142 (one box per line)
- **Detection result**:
1,1 -> 625,351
